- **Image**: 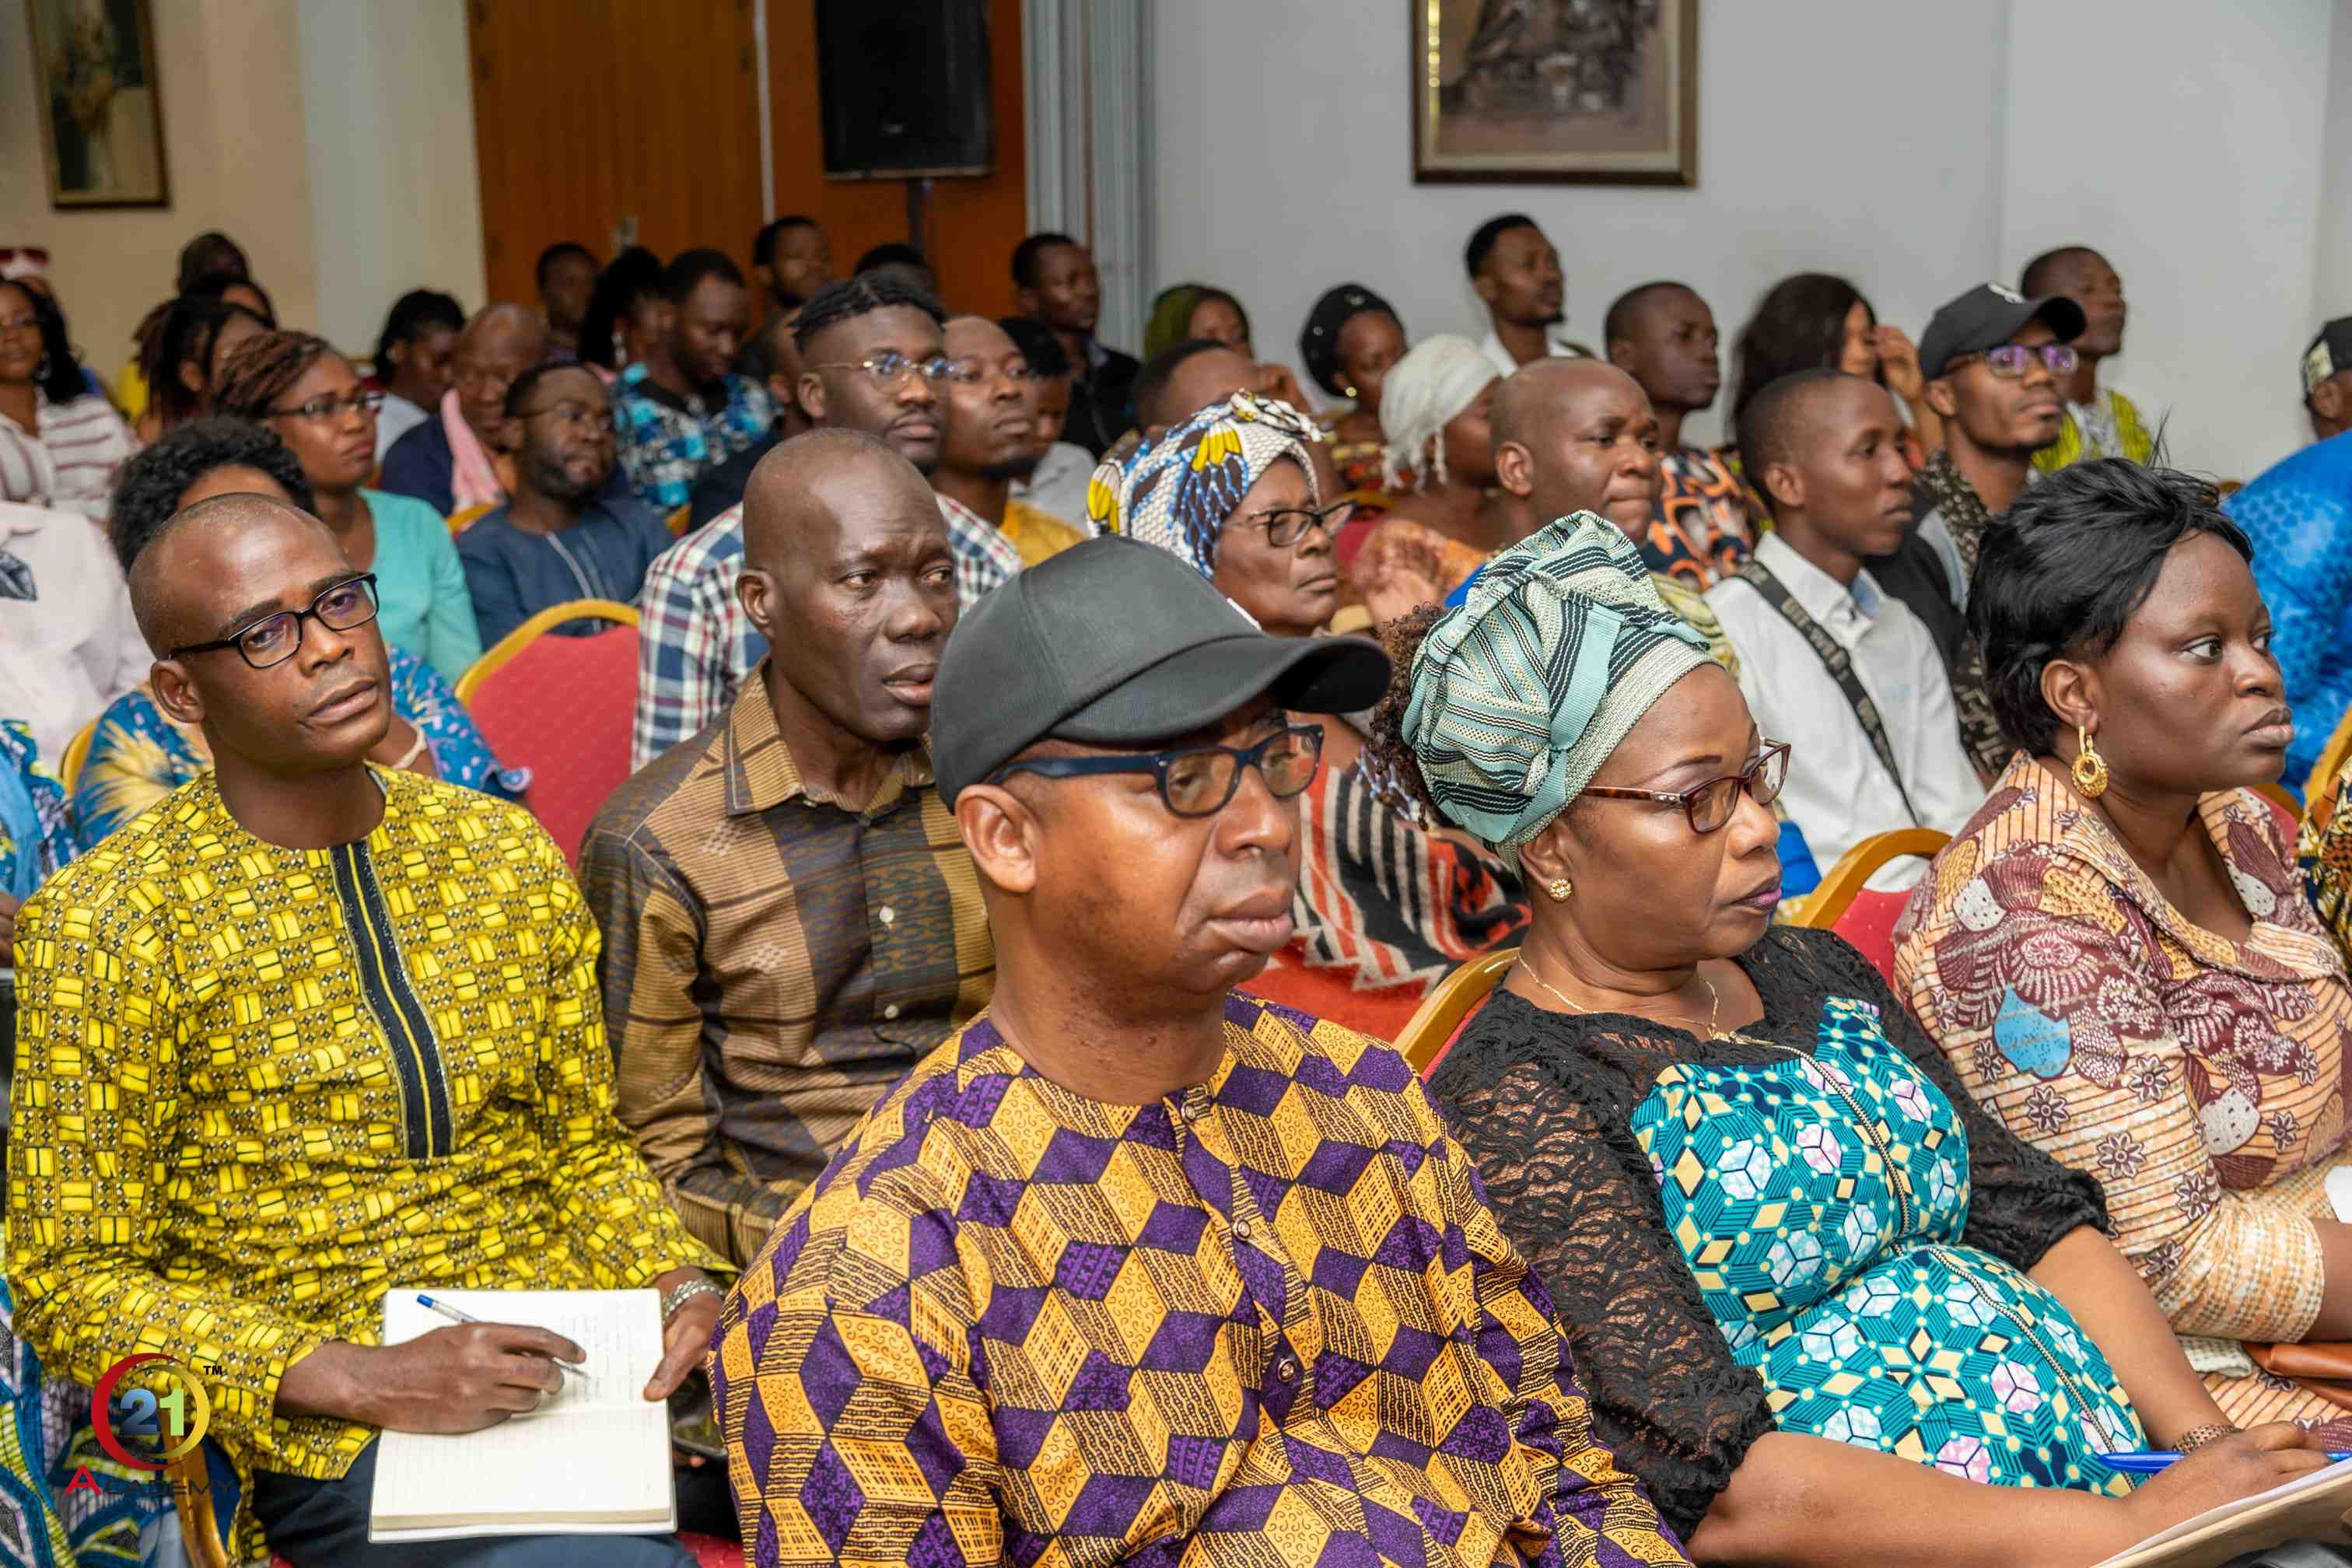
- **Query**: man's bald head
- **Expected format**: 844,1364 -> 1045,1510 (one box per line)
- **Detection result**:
1490,357 -> 1663,539
129,492 -> 336,652
743,427 -> 937,579
464,302 -> 547,359
1490,358 -> 1646,450
453,303 -> 549,438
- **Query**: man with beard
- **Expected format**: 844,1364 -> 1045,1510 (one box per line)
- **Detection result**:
1467,212 -> 1588,379
1012,232 -> 1138,457
1606,281 -> 1756,590
585,428 -> 992,1267
933,314 -> 1084,564
612,249 -> 775,509
457,362 -> 674,645
2021,246 -> 2153,471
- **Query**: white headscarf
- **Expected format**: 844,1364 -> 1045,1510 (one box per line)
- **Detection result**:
1377,333 -> 1498,492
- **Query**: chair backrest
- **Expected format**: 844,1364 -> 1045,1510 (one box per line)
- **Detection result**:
58,715 -> 96,793
1394,947 -> 1519,1076
2308,707 -> 2352,831
665,503 -> 691,537
456,599 -> 641,867
167,1449 -> 232,1568
1790,827 -> 1950,985
446,500 -> 495,536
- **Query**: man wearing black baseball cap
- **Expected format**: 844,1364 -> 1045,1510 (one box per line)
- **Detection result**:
1867,282 -> 2085,778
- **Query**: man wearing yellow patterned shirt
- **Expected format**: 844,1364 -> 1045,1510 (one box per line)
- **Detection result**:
7,492 -> 728,1566
707,537 -> 1687,1568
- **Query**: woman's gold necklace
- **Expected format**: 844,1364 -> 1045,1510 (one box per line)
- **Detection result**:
1518,961 -> 1773,1047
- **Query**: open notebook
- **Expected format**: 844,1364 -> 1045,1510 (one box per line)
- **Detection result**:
369,1288 -> 675,1542
2095,1454 -> 2352,1568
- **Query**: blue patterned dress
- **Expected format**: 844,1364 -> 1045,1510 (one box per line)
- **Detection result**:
1430,926 -> 2138,1542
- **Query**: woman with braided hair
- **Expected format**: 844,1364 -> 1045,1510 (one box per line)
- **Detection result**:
212,330 -> 481,681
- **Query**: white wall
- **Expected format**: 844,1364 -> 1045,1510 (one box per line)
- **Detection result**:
1153,0 -> 2338,481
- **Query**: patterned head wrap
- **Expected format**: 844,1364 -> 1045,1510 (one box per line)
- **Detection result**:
1297,282 -> 1402,398
1403,512 -> 1710,866
1378,333 -> 1498,492
1085,392 -> 1324,579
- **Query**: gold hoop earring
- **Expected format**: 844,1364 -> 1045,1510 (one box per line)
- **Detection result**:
2072,726 -> 2109,799
1547,878 -> 1573,903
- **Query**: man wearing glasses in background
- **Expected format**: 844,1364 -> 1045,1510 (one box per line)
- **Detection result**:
1867,282 -> 2087,776
377,303 -> 549,517
457,361 -> 674,646
932,314 -> 1087,566
631,275 -> 1023,767
8,491 -> 729,1566
707,535 -> 1688,1566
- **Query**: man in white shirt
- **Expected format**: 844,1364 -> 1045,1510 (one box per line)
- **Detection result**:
1466,213 -> 1591,380
0,499 -> 148,765
1706,369 -> 1983,881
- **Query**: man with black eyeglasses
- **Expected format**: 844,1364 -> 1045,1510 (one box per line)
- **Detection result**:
9,490 -> 729,1566
1867,282 -> 2087,775
456,362 -> 675,646
707,534 -> 1687,1566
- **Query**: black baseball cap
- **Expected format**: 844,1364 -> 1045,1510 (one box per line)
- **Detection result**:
932,536 -> 1391,805
2304,317 -> 2352,398
1916,283 -> 2088,380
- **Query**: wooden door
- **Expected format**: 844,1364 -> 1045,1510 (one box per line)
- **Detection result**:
467,0 -> 766,306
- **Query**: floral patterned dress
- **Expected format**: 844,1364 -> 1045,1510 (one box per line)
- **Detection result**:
1895,754 -> 2352,1426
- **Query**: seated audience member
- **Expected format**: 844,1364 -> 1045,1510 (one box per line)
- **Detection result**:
2023,246 -> 2152,471
379,302 -> 548,516
752,214 -> 829,313
613,249 -> 775,509
1874,282 -> 2084,779
0,278 -> 135,521
631,275 -> 1014,766
1013,231 -> 1137,456
369,287 -> 464,461
585,430 -> 991,1266
1142,281 -> 1252,359
708,530 -> 1687,1566
9,489 -> 728,1566
1896,460 -> 2352,1430
691,307 -> 809,529
459,363 -> 673,645
0,498 -> 142,769
936,314 -> 1083,565
1607,282 -> 1755,589
1299,281 -> 1409,492
1467,212 -> 1589,377
579,244 -> 667,380
536,239 -> 600,362
213,329 -> 483,682
1730,272 -> 1936,470
1708,370 -> 1983,877
118,236 -> 268,427
78,419 -> 521,843
1384,513 -> 2331,1563
1374,334 -> 1510,565
136,292 -> 270,437
2226,317 -> 2352,793
1094,391 -> 1525,1038
997,313 -> 1092,527
852,242 -> 938,300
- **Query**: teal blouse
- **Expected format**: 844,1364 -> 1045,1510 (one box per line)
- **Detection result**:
364,488 -> 481,683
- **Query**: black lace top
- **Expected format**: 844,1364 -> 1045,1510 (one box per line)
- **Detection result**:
1430,926 -> 2108,1542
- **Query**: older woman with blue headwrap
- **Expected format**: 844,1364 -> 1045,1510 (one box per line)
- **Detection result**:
1089,392 -> 1528,1039
1366,513 -> 2340,1566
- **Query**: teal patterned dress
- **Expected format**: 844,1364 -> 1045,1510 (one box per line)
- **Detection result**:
1431,926 -> 2138,1542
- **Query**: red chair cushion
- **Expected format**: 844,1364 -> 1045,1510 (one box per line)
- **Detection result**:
1832,887 -> 1913,989
680,1531 -> 739,1565
1241,952 -> 1425,1045
464,621 -> 641,867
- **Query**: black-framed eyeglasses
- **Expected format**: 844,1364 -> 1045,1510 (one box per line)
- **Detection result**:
940,356 -> 1045,387
987,723 -> 1325,818
1951,342 -> 2080,379
271,389 -> 387,422
1251,499 -> 1356,549
1581,741 -> 1790,835
170,575 -> 380,670
519,400 -> 618,434
810,352 -> 954,389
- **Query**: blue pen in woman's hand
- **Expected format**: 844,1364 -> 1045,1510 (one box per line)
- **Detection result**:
2098,1450 -> 2352,1475
417,1293 -> 589,1382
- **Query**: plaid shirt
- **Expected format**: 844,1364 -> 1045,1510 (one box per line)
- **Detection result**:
611,362 -> 777,510
632,497 -> 1027,768
583,672 -> 994,1265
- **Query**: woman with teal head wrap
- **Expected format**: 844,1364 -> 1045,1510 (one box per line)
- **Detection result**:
1365,513 -> 2301,1563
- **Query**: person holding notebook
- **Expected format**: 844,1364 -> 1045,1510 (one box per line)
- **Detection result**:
5,491 -> 729,1566
707,537 -> 1690,1567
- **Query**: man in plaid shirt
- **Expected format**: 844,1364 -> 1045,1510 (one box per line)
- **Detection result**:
632,276 -> 1024,767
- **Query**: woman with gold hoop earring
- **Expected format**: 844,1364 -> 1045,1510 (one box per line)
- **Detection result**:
1899,457 -> 2352,1437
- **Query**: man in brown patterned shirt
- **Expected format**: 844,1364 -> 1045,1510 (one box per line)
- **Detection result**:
583,428 -> 995,1265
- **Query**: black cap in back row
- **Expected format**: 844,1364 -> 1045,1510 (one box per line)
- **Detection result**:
930,537 -> 1391,806
1916,283 -> 2087,380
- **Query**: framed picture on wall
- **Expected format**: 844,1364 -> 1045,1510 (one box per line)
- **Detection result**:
1412,0 -> 1697,186
23,0 -> 170,208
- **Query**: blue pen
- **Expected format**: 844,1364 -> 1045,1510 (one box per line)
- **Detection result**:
2098,1450 -> 2352,1475
416,1293 -> 588,1382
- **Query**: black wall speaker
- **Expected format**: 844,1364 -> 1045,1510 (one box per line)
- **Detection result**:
814,0 -> 995,179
